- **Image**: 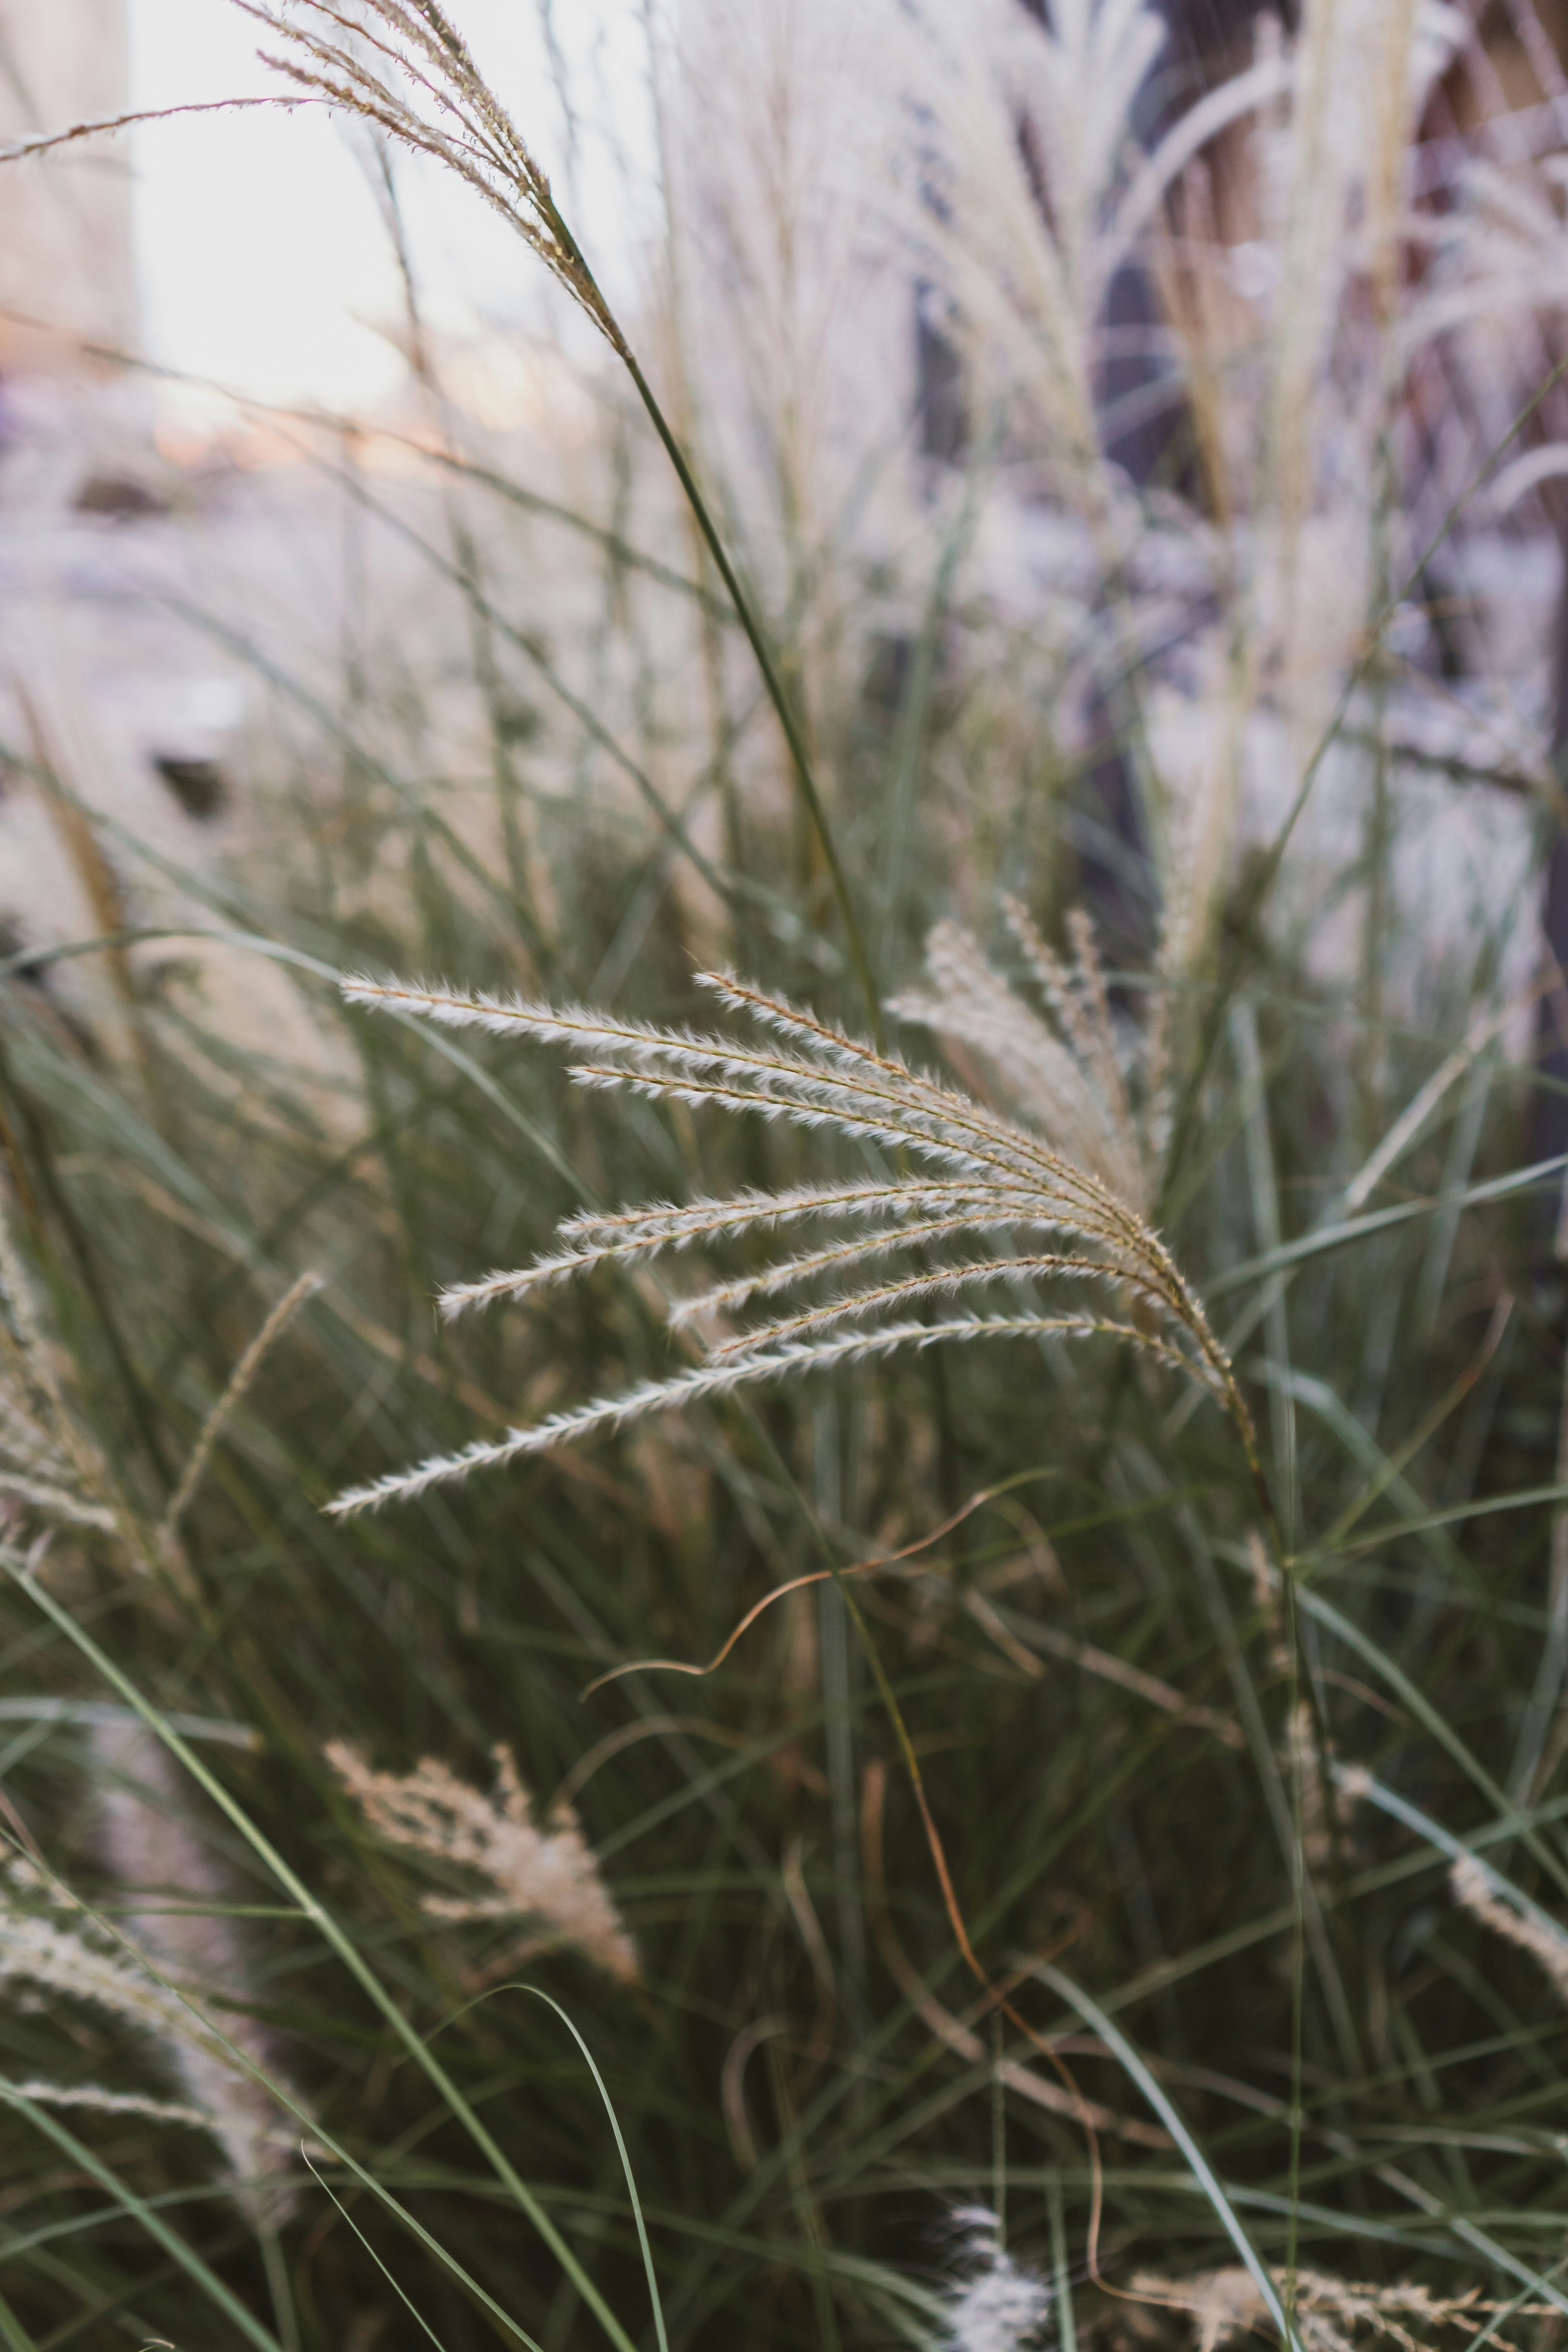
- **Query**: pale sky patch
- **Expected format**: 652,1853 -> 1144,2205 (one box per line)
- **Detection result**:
125,0 -> 656,413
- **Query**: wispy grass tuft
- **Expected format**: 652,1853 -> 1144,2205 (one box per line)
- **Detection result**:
327,949 -> 1261,1518
328,1738 -> 640,1985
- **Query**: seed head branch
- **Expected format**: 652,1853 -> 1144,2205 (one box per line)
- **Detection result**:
332,929 -> 1249,1516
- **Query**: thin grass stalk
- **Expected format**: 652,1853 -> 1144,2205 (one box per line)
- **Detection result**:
236,0 -> 882,1037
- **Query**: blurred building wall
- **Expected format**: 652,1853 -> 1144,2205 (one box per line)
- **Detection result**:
0,0 -> 135,371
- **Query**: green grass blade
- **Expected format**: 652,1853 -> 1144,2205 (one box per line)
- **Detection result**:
3,1559 -> 641,2352
1031,1964 -> 1301,2351
0,2089 -> 284,2352
515,1989 -> 669,2352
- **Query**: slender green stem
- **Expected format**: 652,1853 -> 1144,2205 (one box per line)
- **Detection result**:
537,200 -> 882,1038
618,351 -> 881,1038
1283,1565 -> 1305,2346
5,1563 -> 639,2352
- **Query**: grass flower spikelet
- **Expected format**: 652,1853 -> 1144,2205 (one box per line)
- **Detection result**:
940,2207 -> 1052,2352
330,944 -> 1255,1515
328,1741 -> 639,1987
1450,1853 -> 1568,2004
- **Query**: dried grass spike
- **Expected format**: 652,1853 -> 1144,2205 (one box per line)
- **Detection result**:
331,949 -> 1257,1516
328,1741 -> 639,1987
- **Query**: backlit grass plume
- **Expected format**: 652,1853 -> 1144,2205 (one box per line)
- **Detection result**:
328,935 -> 1259,1517
238,0 -> 624,354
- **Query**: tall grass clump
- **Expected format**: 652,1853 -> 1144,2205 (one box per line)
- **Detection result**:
3,0 -> 1568,2344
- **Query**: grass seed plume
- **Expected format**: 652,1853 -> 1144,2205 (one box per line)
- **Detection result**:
328,1740 -> 639,1986
939,2208 -> 1053,2352
328,943 -> 1258,1515
0,1806 -> 304,2229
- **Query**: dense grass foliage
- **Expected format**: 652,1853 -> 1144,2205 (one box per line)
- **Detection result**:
4,1 -> 1568,2346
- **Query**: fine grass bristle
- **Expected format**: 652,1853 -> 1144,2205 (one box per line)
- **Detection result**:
325,949 -> 1257,1518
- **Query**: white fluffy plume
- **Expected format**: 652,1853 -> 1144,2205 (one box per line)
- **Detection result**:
940,2207 -> 1053,2352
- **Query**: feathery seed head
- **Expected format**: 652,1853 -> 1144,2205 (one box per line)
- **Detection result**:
889,0 -> 1166,497
329,1741 -> 639,1986
93,1724 -> 310,2225
0,1767 -> 306,2231
329,941 -> 1254,1516
940,2207 -> 1053,2352
892,911 -> 1151,1209
239,2 -> 625,353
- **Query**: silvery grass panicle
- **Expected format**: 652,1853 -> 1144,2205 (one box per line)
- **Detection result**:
891,899 -> 1161,1213
888,0 -> 1171,503
0,1759 -> 307,2233
328,1740 -> 639,1987
939,2208 -> 1052,2352
236,0 -> 626,356
328,930 -> 1259,1517
91,1725 -> 310,2227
